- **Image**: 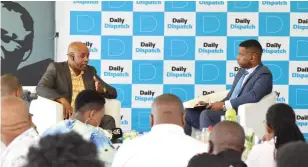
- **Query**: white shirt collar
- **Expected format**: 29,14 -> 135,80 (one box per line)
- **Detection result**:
245,64 -> 259,74
150,124 -> 184,135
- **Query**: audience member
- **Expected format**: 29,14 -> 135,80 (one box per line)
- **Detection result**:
112,94 -> 207,167
0,96 -> 39,167
246,103 -> 305,167
24,131 -> 105,167
42,90 -> 115,167
276,141 -> 308,167
1,74 -> 23,97
187,121 -> 247,167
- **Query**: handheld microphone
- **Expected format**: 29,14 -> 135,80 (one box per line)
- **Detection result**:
111,128 -> 123,144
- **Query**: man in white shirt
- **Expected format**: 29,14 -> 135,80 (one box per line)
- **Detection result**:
111,94 -> 207,167
0,96 -> 39,167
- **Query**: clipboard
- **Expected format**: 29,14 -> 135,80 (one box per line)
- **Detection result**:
185,103 -> 209,110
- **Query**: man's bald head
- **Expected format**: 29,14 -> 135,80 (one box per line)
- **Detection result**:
67,41 -> 89,71
151,94 -> 184,127
1,74 -> 23,97
209,121 -> 245,154
67,41 -> 89,54
1,96 -> 31,146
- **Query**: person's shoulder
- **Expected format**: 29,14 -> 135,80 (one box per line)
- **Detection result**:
188,152 -> 224,167
86,64 -> 96,71
183,135 -> 208,147
257,63 -> 272,74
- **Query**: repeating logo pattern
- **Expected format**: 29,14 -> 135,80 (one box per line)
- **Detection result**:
67,1 -> 308,133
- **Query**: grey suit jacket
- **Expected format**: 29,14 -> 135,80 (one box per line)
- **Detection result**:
36,61 -> 117,103
222,63 -> 273,111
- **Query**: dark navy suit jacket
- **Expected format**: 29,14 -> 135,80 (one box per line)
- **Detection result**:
222,63 -> 273,111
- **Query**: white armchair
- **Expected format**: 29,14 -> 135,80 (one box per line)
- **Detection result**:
183,91 -> 277,139
29,94 -> 121,135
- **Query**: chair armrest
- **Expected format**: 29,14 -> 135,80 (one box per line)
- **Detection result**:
238,92 -> 277,139
183,90 -> 229,108
29,96 -> 63,134
104,99 -> 121,128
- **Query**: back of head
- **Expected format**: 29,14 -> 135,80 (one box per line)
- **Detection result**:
24,131 -> 105,167
151,94 -> 184,126
276,141 -> 308,167
209,121 -> 245,154
74,89 -> 106,113
1,96 -> 31,145
266,103 -> 305,150
1,74 -> 22,97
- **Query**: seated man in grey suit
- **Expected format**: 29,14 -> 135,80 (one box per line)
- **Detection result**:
36,41 -> 117,130
185,39 -> 273,135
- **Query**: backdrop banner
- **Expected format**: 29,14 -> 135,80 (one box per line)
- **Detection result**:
56,1 -> 308,138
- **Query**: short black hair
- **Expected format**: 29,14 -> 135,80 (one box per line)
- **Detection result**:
277,141 -> 308,167
75,90 -> 105,113
239,39 -> 263,54
24,131 -> 105,167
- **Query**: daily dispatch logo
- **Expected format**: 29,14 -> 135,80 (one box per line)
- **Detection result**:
230,18 -> 256,30
198,42 -> 224,54
105,18 -> 130,30
296,115 -> 308,127
168,18 -> 193,30
84,41 -> 98,52
135,90 -> 155,102
73,1 -> 98,5
263,43 -> 286,54
135,1 -> 162,5
166,66 -> 192,78
121,115 -> 128,125
197,1 -> 224,5
293,19 -> 308,31
275,91 -> 286,102
229,67 -> 241,78
262,1 -> 288,6
292,67 -> 308,79
136,42 -> 161,54
104,66 -> 129,78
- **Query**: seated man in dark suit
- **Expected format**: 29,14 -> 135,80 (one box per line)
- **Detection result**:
185,39 -> 273,135
187,121 -> 247,167
36,41 -> 117,130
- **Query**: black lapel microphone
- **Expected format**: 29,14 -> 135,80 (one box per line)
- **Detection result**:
111,128 -> 123,143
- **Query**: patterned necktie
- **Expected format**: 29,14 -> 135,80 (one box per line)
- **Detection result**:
230,70 -> 249,100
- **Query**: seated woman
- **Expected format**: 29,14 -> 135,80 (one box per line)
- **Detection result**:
42,90 -> 115,167
246,103 -> 305,167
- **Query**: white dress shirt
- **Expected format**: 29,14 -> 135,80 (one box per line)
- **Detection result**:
225,65 -> 259,109
111,124 -> 208,167
246,139 -> 276,167
0,128 -> 39,167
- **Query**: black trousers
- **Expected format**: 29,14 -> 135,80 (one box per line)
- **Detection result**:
99,114 -> 116,130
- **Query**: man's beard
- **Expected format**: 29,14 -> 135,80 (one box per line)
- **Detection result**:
1,46 -> 25,74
